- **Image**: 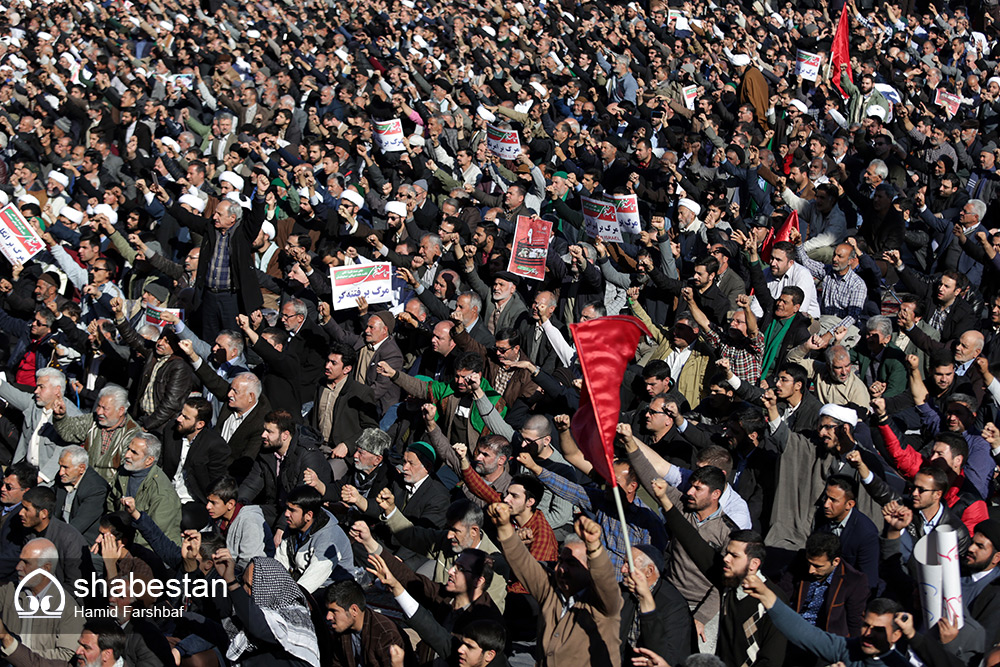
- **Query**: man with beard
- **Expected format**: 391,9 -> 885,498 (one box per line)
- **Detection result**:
722,360 -> 822,434
892,252 -> 977,341
238,409 -> 330,529
276,485 -> 356,593
749,240 -> 820,321
788,335 -> 872,408
653,479 -> 788,666
325,580 -> 410,667
460,259 -> 529,337
963,520 -> 1000,647
814,476 -> 881,592
352,497 -> 507,611
763,404 -> 887,570
3,368 -> 80,483
684,287 -> 765,384
54,384 -> 143,486
315,427 -> 392,520
848,316 -> 908,399
161,397 -> 229,506
106,433 -> 181,548
173,325 -> 248,421
0,617 -> 126,667
486,507 -> 621,667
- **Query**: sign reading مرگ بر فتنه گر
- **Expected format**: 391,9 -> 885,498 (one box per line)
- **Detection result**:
330,263 -> 394,310
373,118 -> 406,153
486,124 -> 522,160
0,204 -> 46,266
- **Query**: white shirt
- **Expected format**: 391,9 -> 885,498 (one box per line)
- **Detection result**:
665,347 -> 693,383
172,436 -> 194,504
752,261 -> 821,320
222,401 -> 257,442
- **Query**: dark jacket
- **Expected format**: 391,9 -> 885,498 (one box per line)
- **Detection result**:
619,577 -> 693,667
195,360 -> 272,480
238,426 -> 332,527
161,426 -> 231,506
330,607 -> 410,667
815,509 -> 881,594
779,556 -> 869,638
168,198 -> 265,314
309,377 -> 379,451
53,466 -> 110,544
116,316 -> 199,433
897,269 -> 979,343
250,336 -> 303,417
322,318 -> 405,416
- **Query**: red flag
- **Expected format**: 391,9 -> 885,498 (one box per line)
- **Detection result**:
831,4 -> 852,99
759,209 -> 799,263
569,316 -> 651,485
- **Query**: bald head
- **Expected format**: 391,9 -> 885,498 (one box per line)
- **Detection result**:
956,330 -> 985,363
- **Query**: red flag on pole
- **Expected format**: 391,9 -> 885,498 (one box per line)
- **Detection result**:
831,4 -> 852,100
569,316 -> 651,485
759,209 -> 800,263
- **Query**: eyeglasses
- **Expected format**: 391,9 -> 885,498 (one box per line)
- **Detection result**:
280,312 -> 303,320
912,485 -> 935,495
646,408 -> 668,415
495,345 -> 513,354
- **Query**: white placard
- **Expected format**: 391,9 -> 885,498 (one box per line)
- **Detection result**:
796,50 -> 822,81
581,197 -> 622,242
486,124 -> 521,160
611,194 -> 641,234
373,118 -> 406,153
330,263 -> 394,310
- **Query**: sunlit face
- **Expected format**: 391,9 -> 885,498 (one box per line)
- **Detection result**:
95,394 -> 126,428
721,540 -> 753,583
402,450 -> 427,484
769,249 -> 793,278
326,601 -> 358,633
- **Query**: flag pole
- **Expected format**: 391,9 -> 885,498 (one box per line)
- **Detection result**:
612,483 -> 635,571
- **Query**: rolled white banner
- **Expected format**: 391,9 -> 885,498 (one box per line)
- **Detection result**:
936,525 -> 964,628
913,531 -> 943,628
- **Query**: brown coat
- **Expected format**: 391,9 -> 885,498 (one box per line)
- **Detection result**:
501,531 -> 622,667
331,608 -> 409,667
738,65 -> 770,128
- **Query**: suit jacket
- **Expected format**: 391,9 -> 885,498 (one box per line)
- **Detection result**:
161,426 -> 231,505
322,319 -> 404,416
284,317 -> 328,399
391,474 -> 450,531
238,428 -> 332,526
815,508 -> 881,592
780,557 -> 869,638
461,267 -> 530,335
195,360 -> 272,480
53,467 -> 109,544
309,377 -> 379,451
168,198 -> 265,314
898,268 -> 979,343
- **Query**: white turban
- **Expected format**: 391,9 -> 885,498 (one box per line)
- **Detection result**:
678,198 -> 701,217
819,404 -> 858,427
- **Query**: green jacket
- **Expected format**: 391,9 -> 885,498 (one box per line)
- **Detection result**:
841,71 -> 891,125
849,341 -> 907,398
107,464 -> 182,548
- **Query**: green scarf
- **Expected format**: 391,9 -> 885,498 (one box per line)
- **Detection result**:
421,376 -> 507,434
760,315 -> 795,380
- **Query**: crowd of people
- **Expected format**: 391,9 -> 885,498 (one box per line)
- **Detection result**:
3,0 -> 1000,665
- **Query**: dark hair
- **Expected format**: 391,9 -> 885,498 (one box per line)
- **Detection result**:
511,474 -> 544,508
329,341 -> 358,369
83,619 -> 127,659
778,363 -> 809,391
898,293 -> 926,319
326,580 -> 367,612
771,241 -> 796,258
495,327 -> 522,348
6,461 -> 39,491
695,255 -> 720,274
460,548 -> 495,591
866,597 -> 904,624
208,475 -> 240,503
729,407 -> 766,439
826,474 -> 857,502
184,397 -> 213,425
805,532 -> 842,562
446,499 -> 485,528
261,327 -> 289,347
729,529 -> 766,564
461,619 -> 506,654
643,359 -> 671,381
264,409 -> 296,434
934,432 -> 969,464
689,465 -> 727,494
456,352 -> 485,374
916,464 -> 951,492
697,446 -> 733,478
23,486 -> 56,518
780,285 -> 805,306
287,485 -> 324,517
99,512 -> 136,545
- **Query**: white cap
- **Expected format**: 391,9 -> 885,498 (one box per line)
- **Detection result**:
161,136 -> 181,152
37,31 -> 52,41
342,189 -> 365,208
413,34 -> 428,49
92,203 -> 117,226
866,105 -> 887,120
179,194 -> 206,213
678,198 -> 701,216
482,25 -> 496,37
175,13 -> 189,24
335,48 -> 349,63
47,170 -> 69,187
476,105 -> 496,122
297,186 -> 311,199
408,134 -> 426,147
247,29 -> 262,39
385,201 -> 407,217
401,0 -> 416,6
17,194 -> 40,207
59,206 -> 84,224
0,191 -> 7,206
219,171 -> 244,191
819,404 -> 859,427
788,99 -> 808,114
730,53 -> 751,67
226,192 -> 252,210
529,81 -> 547,98
158,20 -> 173,32
260,220 -> 276,240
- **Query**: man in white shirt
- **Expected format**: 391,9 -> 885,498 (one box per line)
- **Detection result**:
2,368 -> 80,483
751,241 -> 821,320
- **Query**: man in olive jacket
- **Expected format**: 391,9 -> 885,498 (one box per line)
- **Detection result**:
106,433 -> 182,548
